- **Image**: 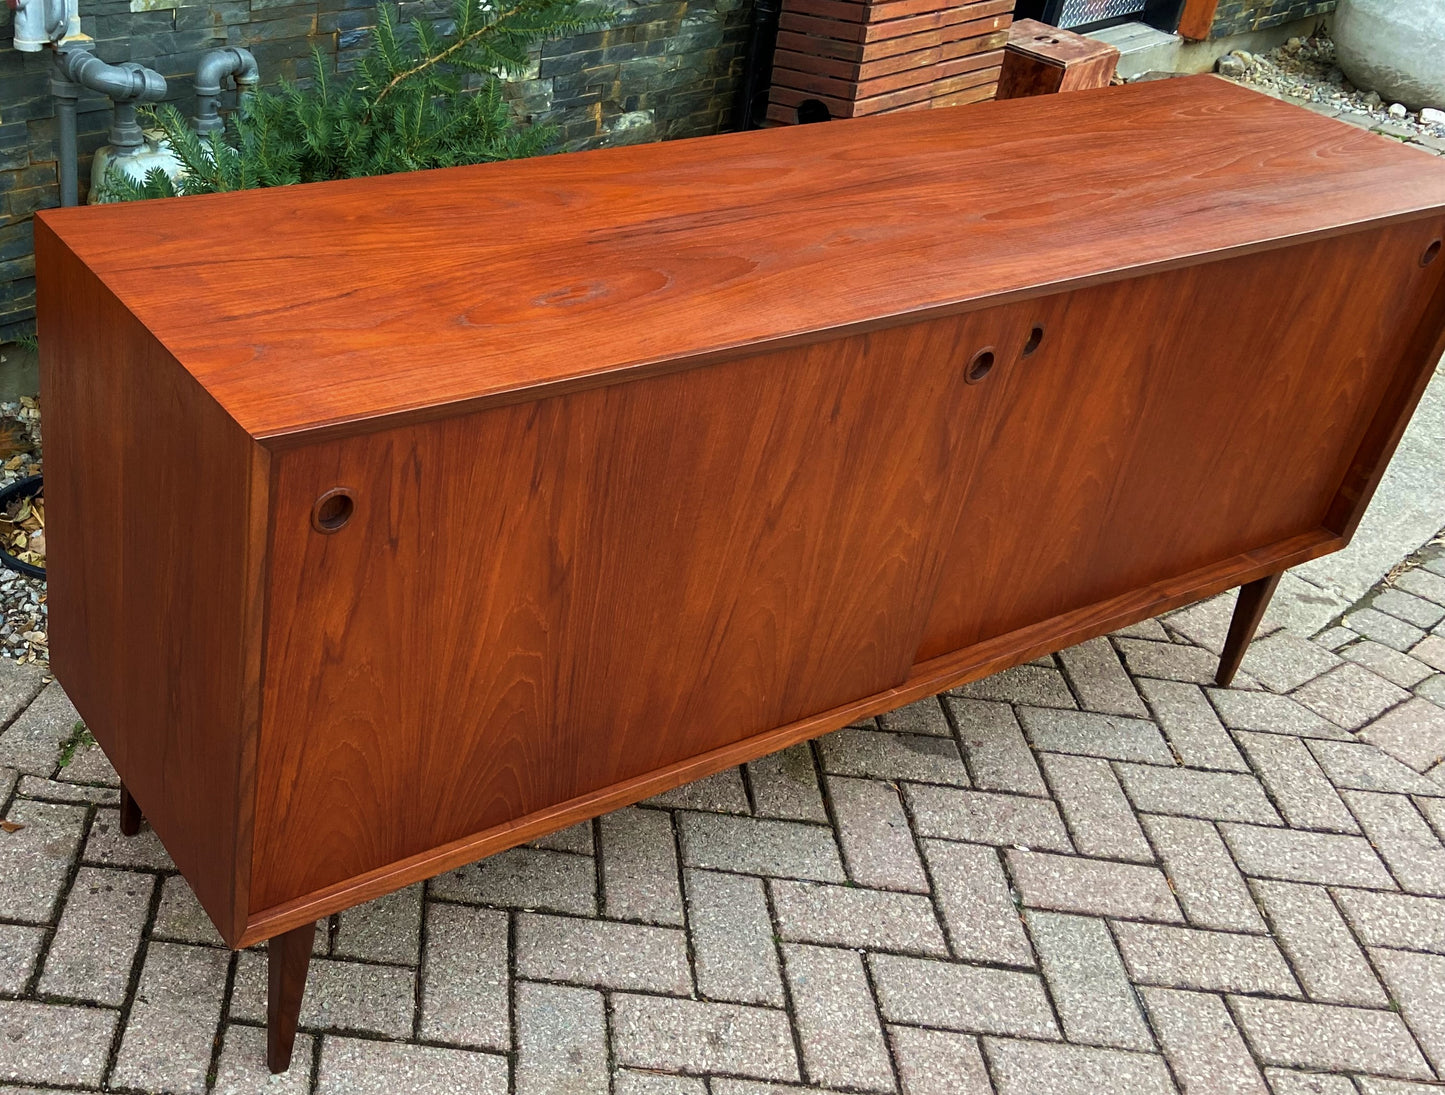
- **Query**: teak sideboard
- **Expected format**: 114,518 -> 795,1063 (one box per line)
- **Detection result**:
34,75 -> 1445,1071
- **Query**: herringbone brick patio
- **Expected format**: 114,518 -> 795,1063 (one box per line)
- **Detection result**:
4,543 -> 1445,1094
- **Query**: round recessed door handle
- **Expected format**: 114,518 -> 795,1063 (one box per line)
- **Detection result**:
1023,324 -> 1045,356
966,347 -> 996,384
311,488 -> 355,533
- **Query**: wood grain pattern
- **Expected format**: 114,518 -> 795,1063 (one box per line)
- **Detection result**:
1324,237 -> 1445,541
768,62 -> 1000,116
772,29 -> 1008,81
1178,0 -> 1220,40
241,527 -> 1342,945
771,47 -> 999,102
779,4 -> 1008,44
916,221 -> 1445,662
250,303 -> 1039,908
35,225 -> 267,947
34,78 -> 1445,445
782,0 -> 1008,27
927,80 -> 999,109
773,19 -> 1008,62
244,222 -> 1443,936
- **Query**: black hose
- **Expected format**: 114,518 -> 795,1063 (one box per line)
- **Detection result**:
734,0 -> 783,131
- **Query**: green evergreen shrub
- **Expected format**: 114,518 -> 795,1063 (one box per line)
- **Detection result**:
102,0 -> 611,199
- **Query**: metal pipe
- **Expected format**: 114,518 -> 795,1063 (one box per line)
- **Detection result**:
57,47 -> 165,103
50,63 -> 81,207
109,92 -> 144,154
55,48 -> 166,165
193,47 -> 259,134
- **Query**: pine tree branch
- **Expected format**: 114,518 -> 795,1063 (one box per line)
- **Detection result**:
368,2 -> 526,109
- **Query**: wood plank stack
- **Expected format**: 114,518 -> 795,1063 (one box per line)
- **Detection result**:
767,0 -> 1012,123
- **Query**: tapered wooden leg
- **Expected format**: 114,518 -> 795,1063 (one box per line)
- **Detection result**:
118,783 -> 143,836
1216,572 -> 1283,687
267,921 -> 316,1074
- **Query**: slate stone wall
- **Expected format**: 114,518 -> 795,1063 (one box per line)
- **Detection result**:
0,0 -> 751,340
1209,0 -> 1333,37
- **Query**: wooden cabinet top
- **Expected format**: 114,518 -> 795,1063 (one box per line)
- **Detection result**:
35,74 -> 1445,443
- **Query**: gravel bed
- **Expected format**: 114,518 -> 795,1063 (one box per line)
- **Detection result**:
0,397 -> 46,667
1223,35 -> 1445,142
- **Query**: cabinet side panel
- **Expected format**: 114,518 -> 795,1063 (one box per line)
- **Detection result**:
35,222 -> 264,946
1326,232 -> 1445,540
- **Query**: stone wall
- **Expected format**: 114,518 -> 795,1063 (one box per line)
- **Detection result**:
0,0 -> 751,340
1209,0 -> 1334,37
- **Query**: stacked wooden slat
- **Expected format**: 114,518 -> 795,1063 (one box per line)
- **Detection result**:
767,0 -> 1013,123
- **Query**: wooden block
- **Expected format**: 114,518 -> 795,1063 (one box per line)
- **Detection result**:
866,73 -> 999,114
935,31 -> 1008,62
773,30 -> 1007,81
996,17 -> 1120,99
770,61 -> 1000,118
929,71 -> 1002,107
769,64 -> 933,103
774,17 -> 1008,64
784,0 -> 1007,26
769,48 -> 881,82
779,4 -> 1010,46
767,85 -> 861,119
771,49 -> 1002,104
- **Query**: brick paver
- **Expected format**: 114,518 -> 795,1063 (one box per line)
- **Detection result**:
417,902 -> 509,1048
869,953 -> 1059,1038
1026,910 -> 1152,1050
746,742 -> 829,823
769,878 -> 947,955
599,806 -> 686,926
5,541 -> 1445,1092
1140,813 -> 1266,933
1143,987 -> 1269,1095
1041,753 -> 1154,862
982,1038 -> 1175,1095
1251,879 -> 1387,1006
922,839 -> 1035,966
684,869 -> 784,1006
1137,677 -> 1250,771
828,774 -> 929,891
781,943 -> 893,1091
515,980 -> 609,1095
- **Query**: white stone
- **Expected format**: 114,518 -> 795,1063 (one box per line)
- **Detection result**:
1422,107 -> 1445,125
1335,0 -> 1445,111
1217,54 -> 1249,79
